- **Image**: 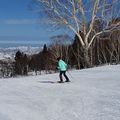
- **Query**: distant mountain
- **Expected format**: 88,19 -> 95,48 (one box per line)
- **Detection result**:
0,46 -> 42,60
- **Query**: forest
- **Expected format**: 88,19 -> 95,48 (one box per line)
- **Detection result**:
0,17 -> 120,77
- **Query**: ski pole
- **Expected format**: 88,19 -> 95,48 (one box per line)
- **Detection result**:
67,70 -> 75,80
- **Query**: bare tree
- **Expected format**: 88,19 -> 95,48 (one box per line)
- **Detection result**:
49,34 -> 71,61
0,60 -> 15,78
33,0 -> 120,68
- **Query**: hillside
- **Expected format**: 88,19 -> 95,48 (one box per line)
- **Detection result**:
0,65 -> 120,120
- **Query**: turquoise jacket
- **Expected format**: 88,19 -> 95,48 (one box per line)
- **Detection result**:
58,59 -> 67,71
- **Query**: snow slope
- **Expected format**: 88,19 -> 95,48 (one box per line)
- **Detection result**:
0,65 -> 120,120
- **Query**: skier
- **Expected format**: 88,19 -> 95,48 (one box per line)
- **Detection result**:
57,57 -> 70,83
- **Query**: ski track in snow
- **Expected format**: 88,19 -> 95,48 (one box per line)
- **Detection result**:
0,65 -> 120,120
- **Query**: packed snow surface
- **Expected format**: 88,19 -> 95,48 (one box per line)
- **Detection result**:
0,65 -> 120,120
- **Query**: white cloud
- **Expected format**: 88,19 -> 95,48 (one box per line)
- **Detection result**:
0,18 -> 54,25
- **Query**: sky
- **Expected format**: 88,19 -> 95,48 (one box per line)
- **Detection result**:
0,0 -> 120,48
0,0 -> 67,47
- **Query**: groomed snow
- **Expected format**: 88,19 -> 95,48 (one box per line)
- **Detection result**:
0,65 -> 120,120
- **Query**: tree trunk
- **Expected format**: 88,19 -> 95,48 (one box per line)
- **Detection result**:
77,44 -> 81,69
83,47 -> 91,68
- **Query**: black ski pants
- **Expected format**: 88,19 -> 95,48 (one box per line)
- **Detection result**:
59,71 -> 69,82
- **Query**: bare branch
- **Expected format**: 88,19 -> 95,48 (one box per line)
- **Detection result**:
88,22 -> 120,49
85,0 -> 100,45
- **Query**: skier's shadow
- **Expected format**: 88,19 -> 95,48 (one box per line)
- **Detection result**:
38,81 -> 56,84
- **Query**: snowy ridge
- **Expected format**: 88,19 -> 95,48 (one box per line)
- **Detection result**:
0,65 -> 120,120
0,46 -> 42,60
